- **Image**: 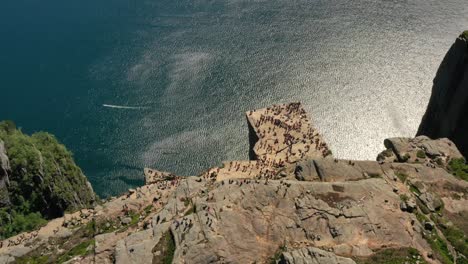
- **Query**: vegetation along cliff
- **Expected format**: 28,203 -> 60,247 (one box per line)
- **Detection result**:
0,121 -> 96,240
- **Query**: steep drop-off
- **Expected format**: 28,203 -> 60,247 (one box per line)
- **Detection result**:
1,103 -> 467,264
0,121 -> 96,239
418,31 -> 468,157
1,32 -> 468,264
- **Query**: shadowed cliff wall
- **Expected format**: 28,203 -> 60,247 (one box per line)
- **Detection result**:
417,32 -> 468,158
247,116 -> 259,160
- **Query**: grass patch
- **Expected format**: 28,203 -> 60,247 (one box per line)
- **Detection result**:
153,231 -> 176,264
414,210 -> 429,224
399,194 -> 409,202
15,255 -> 49,264
416,150 -> 427,159
354,247 -> 427,264
462,31 -> 468,40
86,217 -> 118,235
85,218 -> 96,232
395,171 -> 408,183
56,239 -> 95,263
183,198 -> 191,207
269,244 -> 287,264
409,184 -> 421,196
433,215 -> 468,260
382,149 -> 394,157
129,211 -> 140,225
117,211 -> 141,233
425,232 -> 453,264
144,205 -> 153,215
401,153 -> 411,162
0,209 -> 47,240
447,158 -> 468,181
414,212 -> 454,264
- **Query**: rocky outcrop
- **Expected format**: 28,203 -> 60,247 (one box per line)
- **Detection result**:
144,168 -> 176,185
0,140 -> 10,206
1,103 -> 467,264
418,31 -> 468,158
206,103 -> 331,182
2,32 -> 468,264
377,136 -> 463,166
293,159 -> 383,182
246,103 -> 332,163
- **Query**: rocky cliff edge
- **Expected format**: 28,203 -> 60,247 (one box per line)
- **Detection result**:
1,103 -> 467,264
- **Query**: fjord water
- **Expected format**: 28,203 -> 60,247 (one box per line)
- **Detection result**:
1,0 -> 467,196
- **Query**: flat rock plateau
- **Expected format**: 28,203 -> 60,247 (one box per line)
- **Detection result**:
1,102 -> 467,264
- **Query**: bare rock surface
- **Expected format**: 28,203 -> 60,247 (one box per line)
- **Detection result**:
280,247 -> 356,264
1,103 -> 467,264
144,168 -> 177,185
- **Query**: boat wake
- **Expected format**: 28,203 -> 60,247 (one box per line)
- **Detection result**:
103,104 -> 149,110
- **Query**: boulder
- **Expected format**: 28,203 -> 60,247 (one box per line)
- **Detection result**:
121,217 -> 132,225
424,221 -> 435,231
418,192 -> 443,212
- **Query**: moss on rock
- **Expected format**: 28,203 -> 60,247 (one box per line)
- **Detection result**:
354,247 -> 427,264
462,31 -> 468,40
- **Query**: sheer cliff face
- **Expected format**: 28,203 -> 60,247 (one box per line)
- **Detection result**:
418,32 -> 468,157
0,123 -> 96,218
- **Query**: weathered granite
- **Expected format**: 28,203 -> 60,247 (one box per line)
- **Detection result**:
2,103 -> 467,264
205,103 -> 331,182
291,159 -> 383,182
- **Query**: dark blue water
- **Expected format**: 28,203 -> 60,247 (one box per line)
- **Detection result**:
1,0 -> 467,196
